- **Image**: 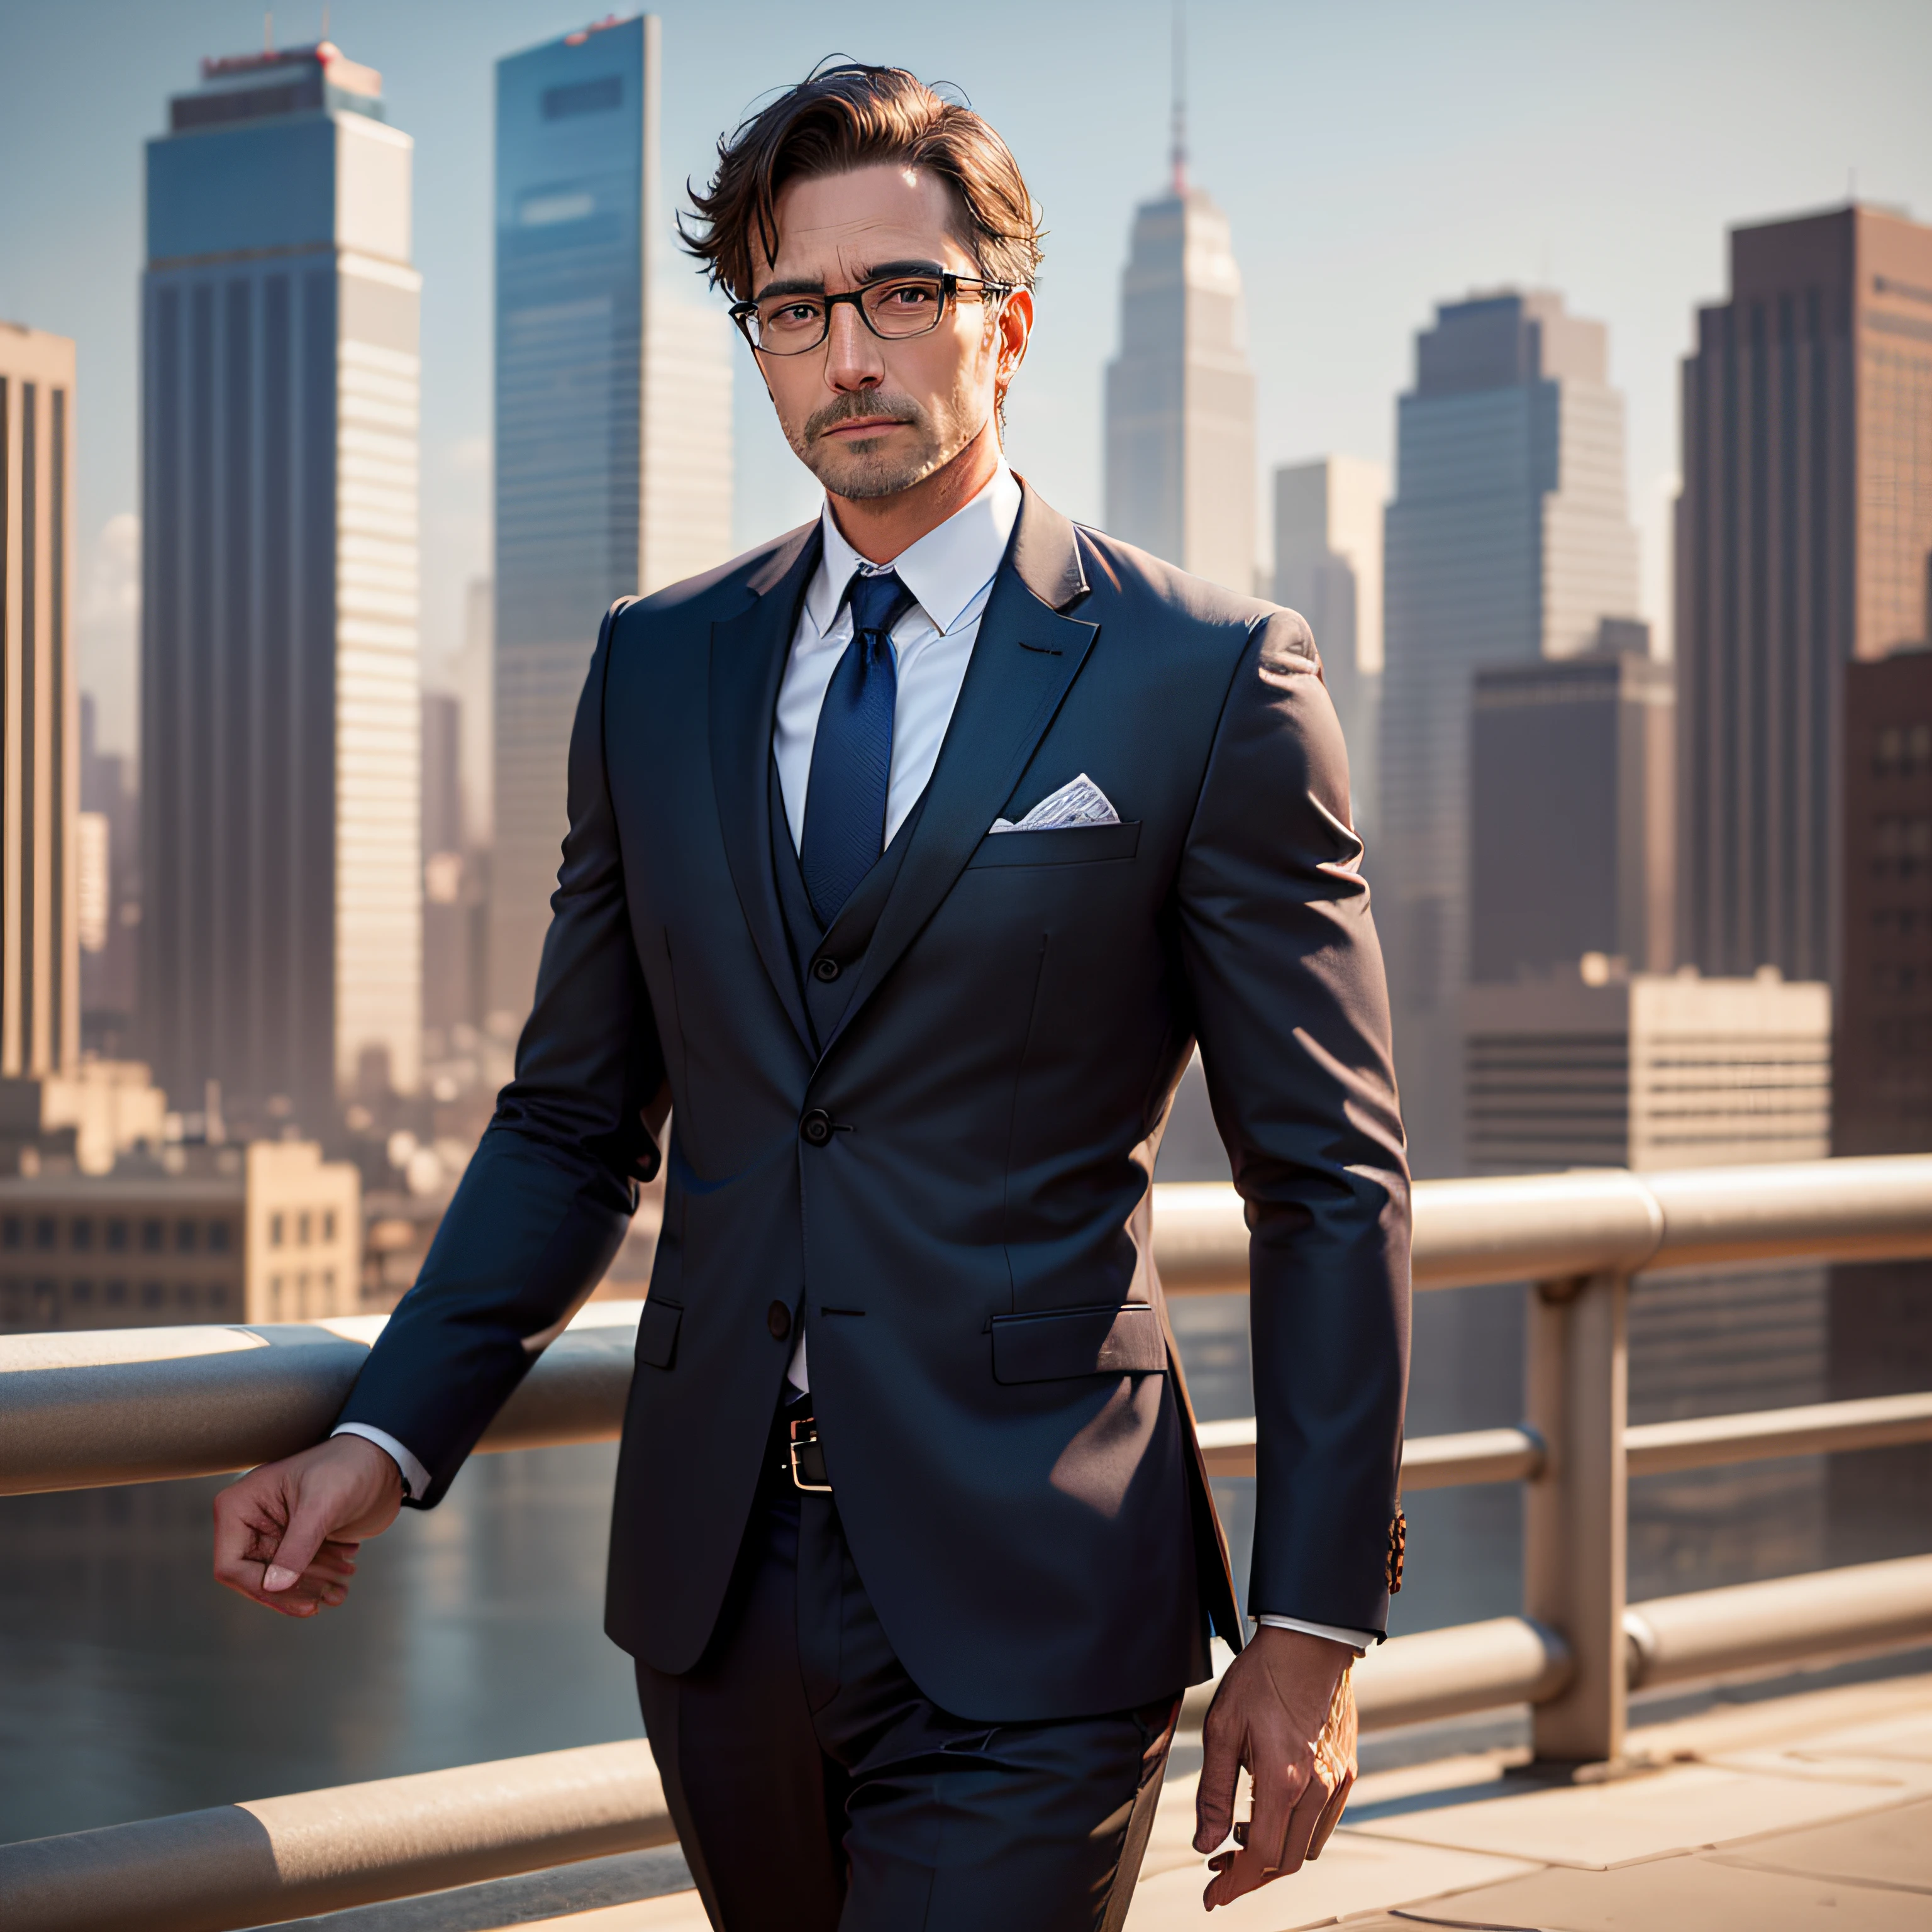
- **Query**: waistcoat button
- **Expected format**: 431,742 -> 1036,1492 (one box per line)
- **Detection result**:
801,1108 -> 833,1146
812,956 -> 841,982
767,1300 -> 792,1341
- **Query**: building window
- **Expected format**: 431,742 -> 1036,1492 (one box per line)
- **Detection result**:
70,1218 -> 93,1251
322,1209 -> 336,1242
175,1283 -> 197,1308
33,1217 -> 56,1250
297,1211 -> 313,1246
141,1219 -> 164,1253
209,1221 -> 231,1255
175,1220 -> 198,1253
72,1279 -> 94,1305
1,1218 -> 19,1250
140,1280 -> 164,1309
105,1279 -> 127,1307
269,1213 -> 285,1248
208,1284 -> 229,1312
542,75 -> 621,119
106,1218 -> 129,1252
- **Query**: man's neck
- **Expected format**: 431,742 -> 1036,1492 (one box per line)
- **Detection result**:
826,420 -> 1004,565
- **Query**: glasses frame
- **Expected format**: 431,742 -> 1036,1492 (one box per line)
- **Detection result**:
730,270 -> 1016,357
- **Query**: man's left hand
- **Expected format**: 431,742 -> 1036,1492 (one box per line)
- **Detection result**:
1193,1624 -> 1358,1909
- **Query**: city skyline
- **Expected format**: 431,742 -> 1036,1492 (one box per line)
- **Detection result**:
5,1 -> 1927,760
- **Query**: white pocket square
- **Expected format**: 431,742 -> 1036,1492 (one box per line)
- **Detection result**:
989,773 -> 1121,834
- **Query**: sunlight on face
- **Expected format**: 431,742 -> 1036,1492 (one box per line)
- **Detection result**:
757,165 -> 1005,501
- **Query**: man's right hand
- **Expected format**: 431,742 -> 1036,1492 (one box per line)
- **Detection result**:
212,1434 -> 405,1618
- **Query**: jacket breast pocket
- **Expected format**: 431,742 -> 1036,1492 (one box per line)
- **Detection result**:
990,1302 -> 1167,1384
636,1299 -> 683,1370
965,821 -> 1142,869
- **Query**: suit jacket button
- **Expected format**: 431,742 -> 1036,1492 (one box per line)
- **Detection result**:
801,1108 -> 833,1146
767,1300 -> 792,1341
812,956 -> 841,982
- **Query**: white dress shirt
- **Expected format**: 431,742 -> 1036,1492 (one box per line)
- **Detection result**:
338,457 -> 1375,1648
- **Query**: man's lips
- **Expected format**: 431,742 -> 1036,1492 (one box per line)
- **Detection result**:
818,415 -> 911,440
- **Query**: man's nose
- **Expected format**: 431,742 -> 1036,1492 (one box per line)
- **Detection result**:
823,301 -> 884,393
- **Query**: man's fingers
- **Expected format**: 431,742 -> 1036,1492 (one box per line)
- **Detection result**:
1192,1717 -> 1245,1853
1275,1767 -> 1334,1875
1308,1770 -> 1353,1861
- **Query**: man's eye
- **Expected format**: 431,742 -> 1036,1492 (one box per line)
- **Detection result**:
769,303 -> 821,328
887,284 -> 935,306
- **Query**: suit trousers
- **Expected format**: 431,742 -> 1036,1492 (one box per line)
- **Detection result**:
634,1446 -> 1181,1932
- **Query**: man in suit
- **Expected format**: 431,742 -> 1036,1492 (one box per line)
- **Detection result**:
213,63 -> 1409,1931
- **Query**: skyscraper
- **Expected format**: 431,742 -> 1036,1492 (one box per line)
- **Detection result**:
1274,457 -> 1387,844
1380,290 -> 1642,1174
1676,203 -> 1932,987
1468,633 -> 1674,986
490,13 -> 734,1023
0,323 -> 78,1079
1102,74 -> 1255,595
140,39 -> 421,1126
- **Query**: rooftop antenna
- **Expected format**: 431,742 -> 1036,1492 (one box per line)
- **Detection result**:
264,11 -> 274,53
321,4 -> 331,38
1170,1 -> 1188,196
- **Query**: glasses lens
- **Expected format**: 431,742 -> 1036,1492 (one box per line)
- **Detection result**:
862,277 -> 947,338
753,296 -> 828,351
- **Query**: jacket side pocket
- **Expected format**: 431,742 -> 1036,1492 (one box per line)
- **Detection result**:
990,1302 -> 1167,1384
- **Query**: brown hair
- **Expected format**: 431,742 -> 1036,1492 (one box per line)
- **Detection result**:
680,63 -> 1043,300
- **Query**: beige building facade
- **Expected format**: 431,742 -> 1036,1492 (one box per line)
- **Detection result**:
0,323 -> 79,1082
0,1138 -> 362,1333
1465,965 -> 1830,1175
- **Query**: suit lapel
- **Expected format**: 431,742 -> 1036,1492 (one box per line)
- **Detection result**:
709,523 -> 821,1053
821,487 -> 1097,1058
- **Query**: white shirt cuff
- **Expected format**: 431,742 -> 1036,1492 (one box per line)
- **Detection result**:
1255,1614 -> 1376,1653
331,1423 -> 432,1501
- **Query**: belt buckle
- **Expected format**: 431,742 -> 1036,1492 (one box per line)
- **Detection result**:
788,1416 -> 832,1494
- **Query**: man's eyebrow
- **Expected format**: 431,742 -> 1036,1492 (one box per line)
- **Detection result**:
749,260 -> 950,303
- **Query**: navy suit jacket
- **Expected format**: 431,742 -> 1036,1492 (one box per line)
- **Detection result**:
337,484 -> 1411,1722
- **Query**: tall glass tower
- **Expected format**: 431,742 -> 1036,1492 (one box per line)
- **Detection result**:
140,39 -> 421,1126
1379,291 -> 1642,1175
490,13 -> 733,1023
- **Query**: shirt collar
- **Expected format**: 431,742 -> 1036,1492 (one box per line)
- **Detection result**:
804,459 -> 1023,639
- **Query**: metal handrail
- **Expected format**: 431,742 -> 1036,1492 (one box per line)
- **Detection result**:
9,1554 -> 1929,1932
4,1153 -> 1932,1929
7,1155 -> 1932,1497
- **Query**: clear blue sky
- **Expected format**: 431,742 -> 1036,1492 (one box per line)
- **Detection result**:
3,0 -> 1927,755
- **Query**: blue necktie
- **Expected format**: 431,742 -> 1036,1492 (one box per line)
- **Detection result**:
800,568 -> 918,927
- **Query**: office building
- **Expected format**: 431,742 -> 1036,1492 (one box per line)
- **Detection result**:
1677,203 -> 1932,987
1830,650 -> 1932,1565
1465,966 -> 1829,1175
1,323 -> 79,1081
1103,105 -> 1256,597
0,1138 -> 362,1332
422,689 -> 484,1033
1467,963 -> 1836,1589
140,39 -> 422,1127
1836,650 -> 1932,1155
1469,632 -> 1674,985
1274,457 -> 1387,844
78,694 -> 138,1052
1380,290 -> 1643,1174
490,14 -> 734,1022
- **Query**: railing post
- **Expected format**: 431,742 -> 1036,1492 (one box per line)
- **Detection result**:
1523,1269 -> 1628,1763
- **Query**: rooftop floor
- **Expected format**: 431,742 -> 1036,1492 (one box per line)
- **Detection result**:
266,1668 -> 1932,1932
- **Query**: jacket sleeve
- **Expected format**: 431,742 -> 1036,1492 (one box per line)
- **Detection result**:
335,600 -> 669,1506
1175,609 -> 1411,1636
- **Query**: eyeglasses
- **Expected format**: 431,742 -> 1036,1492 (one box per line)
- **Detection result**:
730,272 -> 1014,357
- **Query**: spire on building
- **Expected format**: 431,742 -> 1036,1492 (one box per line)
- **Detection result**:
1169,1 -> 1187,197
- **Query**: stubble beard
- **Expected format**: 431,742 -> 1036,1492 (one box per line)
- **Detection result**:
792,389 -> 982,502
